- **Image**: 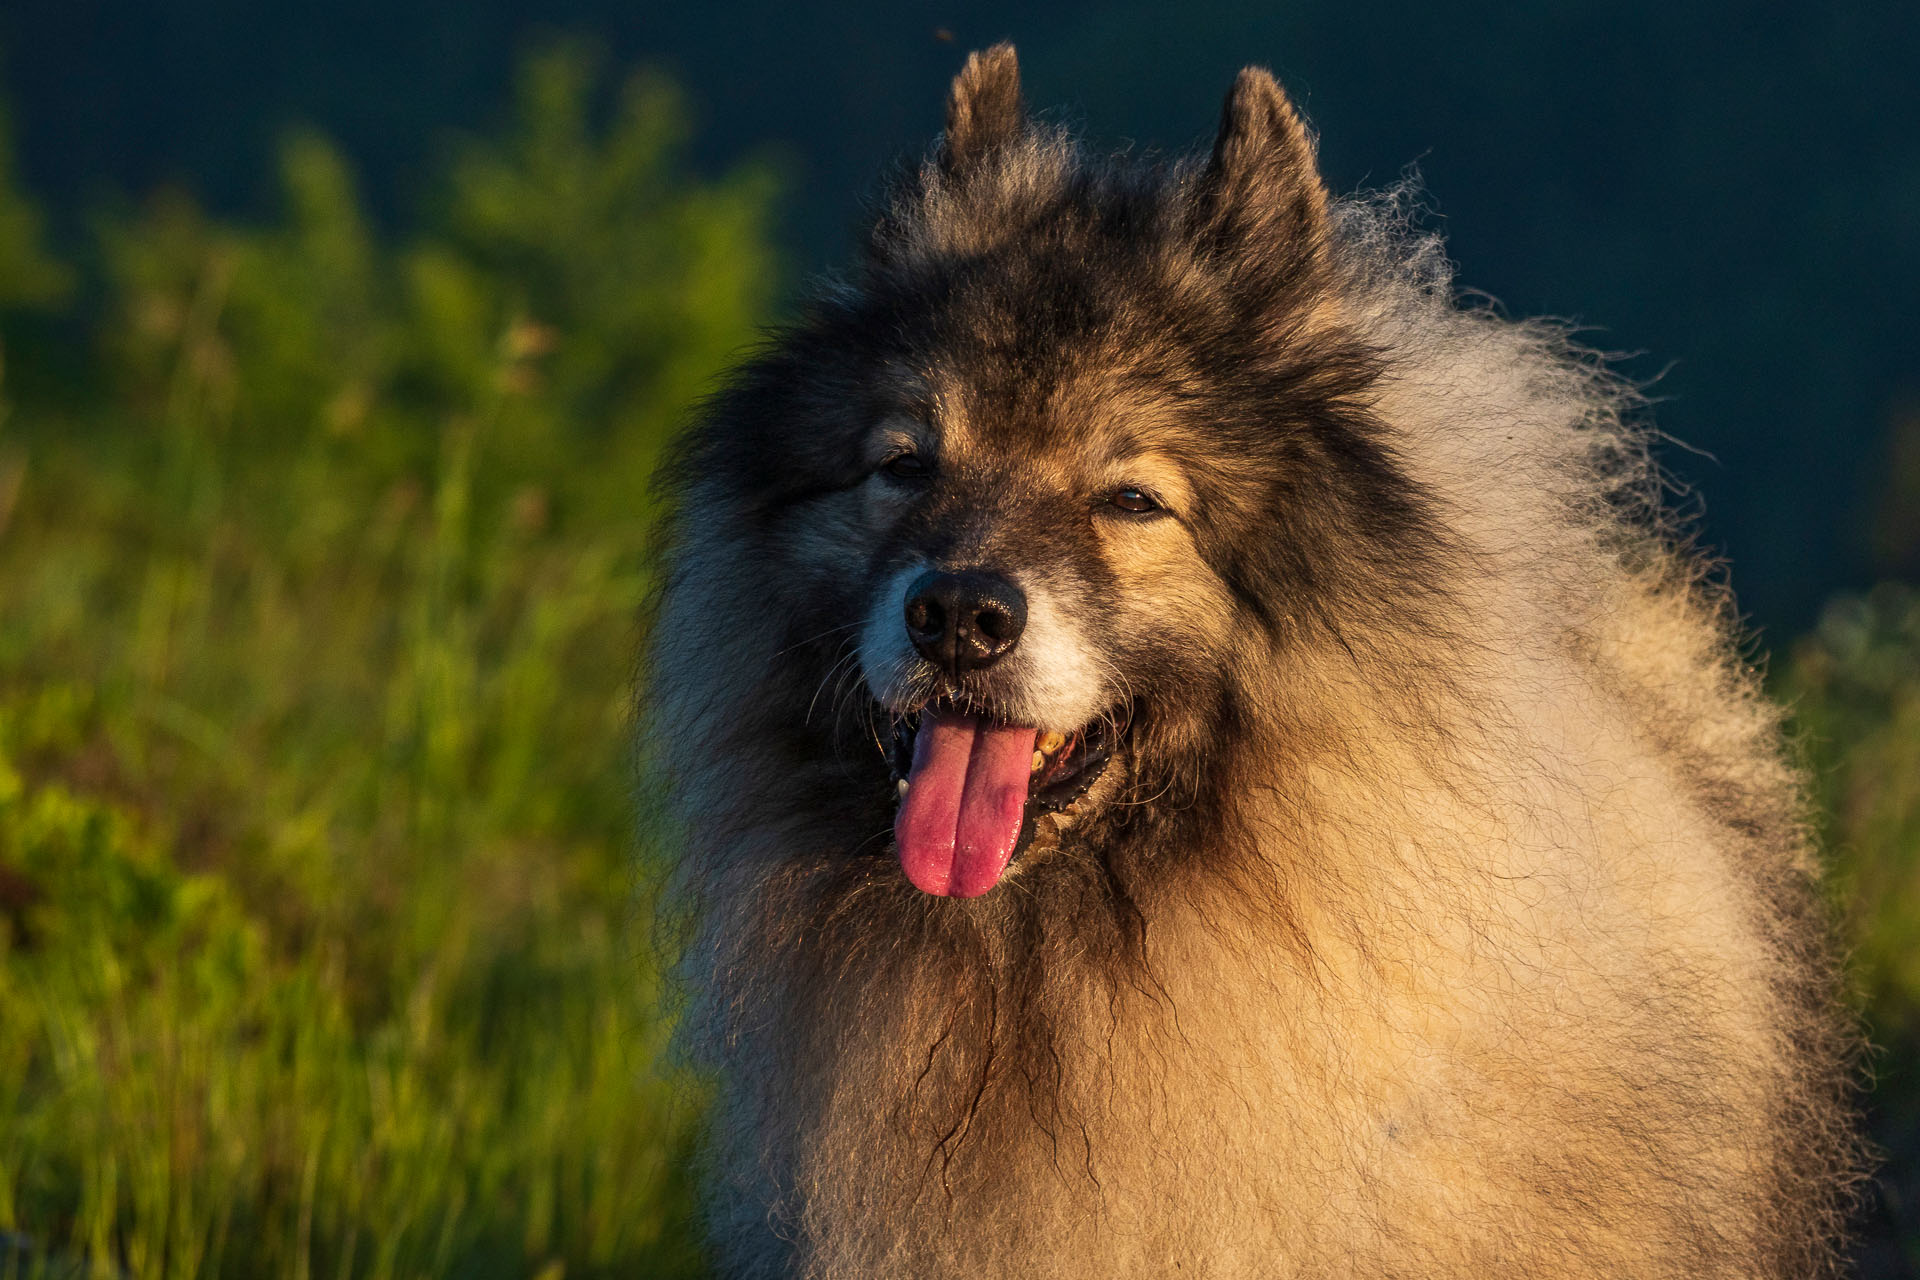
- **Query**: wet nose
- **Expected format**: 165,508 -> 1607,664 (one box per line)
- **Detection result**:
903,570 -> 1028,678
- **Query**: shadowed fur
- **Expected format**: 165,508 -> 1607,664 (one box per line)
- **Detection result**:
941,42 -> 1025,177
646,47 -> 1861,1279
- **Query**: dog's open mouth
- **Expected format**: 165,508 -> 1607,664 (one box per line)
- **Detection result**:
884,700 -> 1129,898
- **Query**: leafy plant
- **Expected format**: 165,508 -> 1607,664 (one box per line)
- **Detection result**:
0,43 -> 771,1279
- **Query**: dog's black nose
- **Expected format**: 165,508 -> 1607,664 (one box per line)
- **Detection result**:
904,570 -> 1027,678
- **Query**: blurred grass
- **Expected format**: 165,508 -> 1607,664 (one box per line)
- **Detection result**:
0,37 -> 1914,1280
1791,588 -> 1920,1043
0,43 -> 773,1279
1786,585 -> 1920,1274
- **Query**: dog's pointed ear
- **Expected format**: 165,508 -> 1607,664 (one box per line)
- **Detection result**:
941,43 -> 1026,177
1201,67 -> 1330,266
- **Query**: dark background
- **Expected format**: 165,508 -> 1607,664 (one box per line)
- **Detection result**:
4,1 -> 1917,636
7,1 -> 1920,634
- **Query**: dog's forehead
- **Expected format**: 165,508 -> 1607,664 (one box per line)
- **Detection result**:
908,353 -> 1192,479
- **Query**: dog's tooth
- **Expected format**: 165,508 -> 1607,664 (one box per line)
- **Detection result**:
1032,751 -> 1046,773
1038,731 -> 1066,755
897,779 -> 909,797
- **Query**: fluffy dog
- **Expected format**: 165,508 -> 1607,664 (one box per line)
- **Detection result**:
648,43 -> 1859,1279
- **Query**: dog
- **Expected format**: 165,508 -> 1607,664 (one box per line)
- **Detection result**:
647,43 -> 1859,1279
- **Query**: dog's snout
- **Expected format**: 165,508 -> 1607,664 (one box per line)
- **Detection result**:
904,570 -> 1027,677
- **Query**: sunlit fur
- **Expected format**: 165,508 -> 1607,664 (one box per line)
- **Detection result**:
646,45 -> 1860,1279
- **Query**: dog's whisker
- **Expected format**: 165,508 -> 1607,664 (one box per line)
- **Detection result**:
776,620 -> 866,658
805,648 -> 862,726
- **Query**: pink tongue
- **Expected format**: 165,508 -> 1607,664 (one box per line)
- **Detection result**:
894,713 -> 1037,897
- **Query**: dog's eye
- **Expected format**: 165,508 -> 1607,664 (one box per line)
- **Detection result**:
880,452 -> 929,481
1106,487 -> 1160,515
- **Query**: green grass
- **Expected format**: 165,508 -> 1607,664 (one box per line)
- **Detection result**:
1786,587 -> 1920,1037
0,44 -> 769,1279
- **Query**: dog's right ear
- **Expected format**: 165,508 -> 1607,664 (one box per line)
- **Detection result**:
940,43 -> 1025,178
1199,67 -> 1331,274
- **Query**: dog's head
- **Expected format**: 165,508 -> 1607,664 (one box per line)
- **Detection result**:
672,46 -> 1442,898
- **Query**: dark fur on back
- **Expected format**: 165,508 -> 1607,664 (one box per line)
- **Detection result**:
648,44 -> 1860,1279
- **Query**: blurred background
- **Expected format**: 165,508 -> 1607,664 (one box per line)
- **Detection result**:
0,3 -> 1912,1276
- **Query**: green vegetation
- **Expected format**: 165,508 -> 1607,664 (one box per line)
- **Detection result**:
1790,587 -> 1920,1043
0,41 -> 1915,1280
1784,586 -> 1920,1269
0,46 -> 773,1279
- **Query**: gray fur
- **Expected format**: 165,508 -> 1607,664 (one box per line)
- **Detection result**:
646,48 -> 1861,1279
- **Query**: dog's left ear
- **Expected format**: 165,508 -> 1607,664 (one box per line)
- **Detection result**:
1200,67 -> 1330,269
941,43 -> 1026,177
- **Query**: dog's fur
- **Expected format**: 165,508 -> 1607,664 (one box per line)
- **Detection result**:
647,45 -> 1860,1279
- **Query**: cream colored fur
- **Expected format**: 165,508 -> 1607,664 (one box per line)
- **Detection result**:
650,193 -> 1857,1278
